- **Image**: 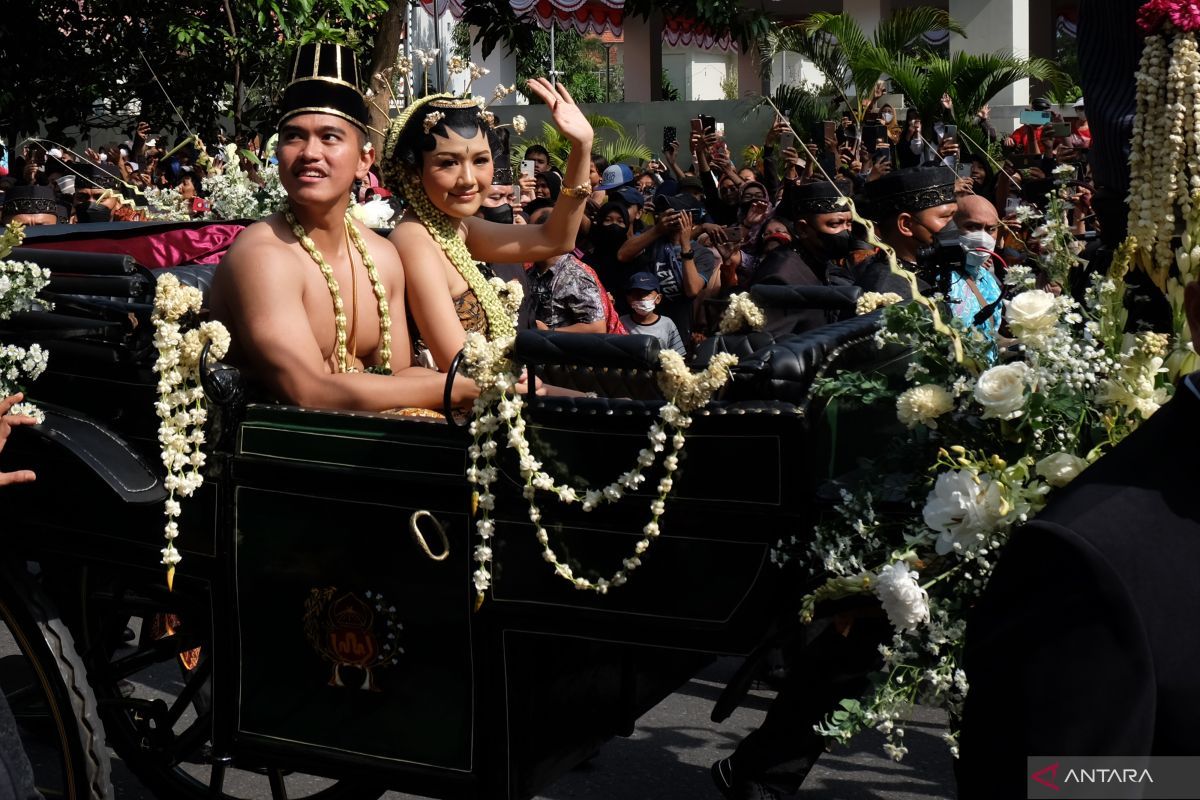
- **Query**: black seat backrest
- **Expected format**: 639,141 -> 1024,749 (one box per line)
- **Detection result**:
515,331 -> 665,400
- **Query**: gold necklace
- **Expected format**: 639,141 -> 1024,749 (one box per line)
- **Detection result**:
346,222 -> 359,365
286,206 -> 393,374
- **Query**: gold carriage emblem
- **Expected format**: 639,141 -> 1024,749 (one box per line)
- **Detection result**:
303,587 -> 404,691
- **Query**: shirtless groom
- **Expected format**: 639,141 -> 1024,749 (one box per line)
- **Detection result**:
211,41 -> 475,411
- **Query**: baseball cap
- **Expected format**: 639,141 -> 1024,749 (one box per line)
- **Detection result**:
626,271 -> 661,292
1073,97 -> 1086,109
678,175 -> 704,192
613,185 -> 644,206
597,163 -> 635,191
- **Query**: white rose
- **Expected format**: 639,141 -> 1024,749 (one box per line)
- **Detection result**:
923,470 -> 1006,556
1036,452 -> 1089,488
896,384 -> 955,429
974,362 -> 1029,420
874,561 -> 931,631
1006,289 -> 1058,339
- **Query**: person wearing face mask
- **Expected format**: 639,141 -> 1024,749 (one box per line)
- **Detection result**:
757,181 -> 851,286
584,201 -> 634,310
851,166 -> 959,297
937,193 -> 1004,345
619,272 -> 686,356
879,103 -> 901,144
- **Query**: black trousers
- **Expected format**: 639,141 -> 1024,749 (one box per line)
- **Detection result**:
731,615 -> 890,795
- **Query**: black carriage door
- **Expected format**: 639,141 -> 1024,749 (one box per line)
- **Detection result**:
221,405 -> 476,782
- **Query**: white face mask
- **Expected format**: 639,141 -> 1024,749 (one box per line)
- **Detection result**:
630,299 -> 656,314
882,112 -> 894,124
960,229 -> 997,269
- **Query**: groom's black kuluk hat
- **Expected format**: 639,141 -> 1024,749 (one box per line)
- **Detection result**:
279,42 -> 369,134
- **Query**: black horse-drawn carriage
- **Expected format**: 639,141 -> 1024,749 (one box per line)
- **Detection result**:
0,220 -> 886,799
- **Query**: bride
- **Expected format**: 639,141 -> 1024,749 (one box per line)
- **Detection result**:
384,79 -> 594,370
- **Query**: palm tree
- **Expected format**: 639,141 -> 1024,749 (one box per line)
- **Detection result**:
760,8 -> 965,125
514,114 -> 652,172
883,50 -> 1069,152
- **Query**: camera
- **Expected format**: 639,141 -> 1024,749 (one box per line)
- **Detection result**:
916,241 -> 968,298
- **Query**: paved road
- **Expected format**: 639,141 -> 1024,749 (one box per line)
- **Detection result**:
99,658 -> 954,800
3,612 -> 955,800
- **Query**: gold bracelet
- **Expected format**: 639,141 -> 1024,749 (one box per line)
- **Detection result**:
560,182 -> 592,199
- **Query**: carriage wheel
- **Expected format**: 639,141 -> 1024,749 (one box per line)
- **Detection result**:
69,566 -> 383,800
0,561 -> 112,800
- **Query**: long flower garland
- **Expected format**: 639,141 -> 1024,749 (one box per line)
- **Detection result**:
285,207 -> 392,374
152,274 -> 230,587
462,331 -> 738,606
1127,8 -> 1200,286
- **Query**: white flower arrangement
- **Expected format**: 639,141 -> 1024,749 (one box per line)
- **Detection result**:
350,197 -> 397,229
462,326 -> 737,606
151,273 -> 231,586
200,140 -> 287,221
718,292 -> 765,334
0,222 -> 51,407
781,170 -> 1188,759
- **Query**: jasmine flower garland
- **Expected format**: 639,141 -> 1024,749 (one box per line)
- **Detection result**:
462,331 -> 737,606
717,292 -> 765,334
152,273 -> 231,587
0,222 -> 51,407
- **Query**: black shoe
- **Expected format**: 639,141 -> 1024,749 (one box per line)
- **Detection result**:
711,758 -> 783,800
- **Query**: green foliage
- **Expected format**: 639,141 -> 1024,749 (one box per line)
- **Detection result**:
760,9 -> 964,124
751,84 -> 837,145
812,372 -> 895,407
661,70 -> 681,102
516,115 -> 650,173
514,28 -> 605,104
720,73 -> 739,101
0,0 -> 389,141
885,50 -> 1070,147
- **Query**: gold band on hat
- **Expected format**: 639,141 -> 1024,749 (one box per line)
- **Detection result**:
279,106 -> 369,133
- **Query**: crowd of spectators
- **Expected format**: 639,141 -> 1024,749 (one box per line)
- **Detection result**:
0,88 -> 1095,359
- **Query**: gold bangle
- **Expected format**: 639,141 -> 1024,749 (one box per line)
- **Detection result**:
560,182 -> 592,199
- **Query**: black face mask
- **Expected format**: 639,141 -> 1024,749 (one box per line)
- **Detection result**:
591,223 -> 627,249
477,203 -> 514,225
816,230 -> 852,259
79,202 -> 112,223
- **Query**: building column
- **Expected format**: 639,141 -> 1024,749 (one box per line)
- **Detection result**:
623,13 -> 664,102
470,27 -> 520,105
736,45 -> 765,98
842,0 -> 888,39
950,0 -> 1031,129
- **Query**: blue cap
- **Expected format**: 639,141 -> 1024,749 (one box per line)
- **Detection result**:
613,185 -> 644,206
597,163 -> 635,191
626,271 -> 660,292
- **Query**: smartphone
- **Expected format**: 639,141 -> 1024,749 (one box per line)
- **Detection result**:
863,122 -> 886,153
690,118 -> 704,138
874,145 -> 893,165
1020,110 -> 1052,126
779,129 -> 795,151
492,128 -> 511,185
715,121 -> 725,137
956,161 -> 974,179
520,159 -> 536,179
1050,122 -> 1072,138
663,126 -> 677,151
699,114 -> 716,135
943,124 -> 958,146
810,120 -> 836,150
